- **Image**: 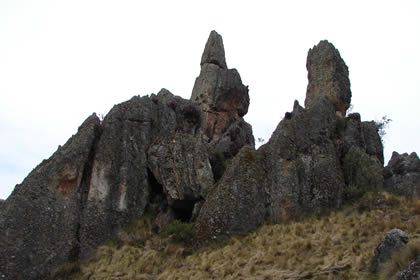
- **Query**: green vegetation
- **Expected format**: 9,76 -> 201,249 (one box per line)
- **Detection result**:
159,220 -> 195,244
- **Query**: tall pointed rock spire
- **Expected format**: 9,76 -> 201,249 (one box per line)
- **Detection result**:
190,31 -> 253,148
200,30 -> 228,69
304,40 -> 351,116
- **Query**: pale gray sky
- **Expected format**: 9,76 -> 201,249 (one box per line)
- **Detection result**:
1,0 -> 419,199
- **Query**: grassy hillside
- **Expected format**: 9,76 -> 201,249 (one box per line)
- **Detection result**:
56,192 -> 420,280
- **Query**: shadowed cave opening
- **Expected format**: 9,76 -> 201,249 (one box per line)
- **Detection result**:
170,199 -> 198,222
146,168 -> 200,223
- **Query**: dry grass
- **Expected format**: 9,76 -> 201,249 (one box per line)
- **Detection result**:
73,193 -> 420,280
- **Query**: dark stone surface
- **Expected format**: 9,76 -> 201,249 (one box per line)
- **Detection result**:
200,30 -> 227,69
0,32 -> 388,278
194,146 -> 266,245
305,40 -> 351,116
397,258 -> 420,279
384,152 -> 420,197
0,114 -> 101,280
191,31 -> 253,159
194,38 -> 384,244
371,228 -> 409,273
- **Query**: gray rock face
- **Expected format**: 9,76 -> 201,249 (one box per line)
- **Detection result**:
0,199 -> 4,215
194,146 -> 266,245
194,39 -> 384,244
200,30 -> 227,69
0,32 -> 387,278
148,132 -> 214,208
0,114 -> 101,280
191,31 -> 253,169
384,152 -> 420,196
305,40 -> 351,116
371,228 -> 409,273
80,89 -> 209,259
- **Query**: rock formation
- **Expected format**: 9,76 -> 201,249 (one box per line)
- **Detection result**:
305,40 -> 351,117
0,31 -> 253,279
384,152 -> 420,196
0,114 -> 101,279
191,31 -> 254,180
0,32 -> 389,279
194,39 -> 384,244
370,228 -> 409,273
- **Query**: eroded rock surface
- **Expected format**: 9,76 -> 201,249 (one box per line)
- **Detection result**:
0,33 -> 389,278
191,30 -> 254,174
384,152 -> 420,197
194,40 -> 384,244
305,40 -> 351,116
0,114 -> 101,280
371,228 -> 409,273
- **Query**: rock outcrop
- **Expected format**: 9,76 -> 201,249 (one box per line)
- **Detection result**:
305,40 -> 351,117
191,31 -> 254,179
194,39 -> 384,244
384,152 -> 420,197
370,228 -> 409,273
0,31 -> 253,279
0,114 -> 101,279
0,32 -> 388,279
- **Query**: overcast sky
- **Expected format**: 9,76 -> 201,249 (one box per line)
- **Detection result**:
1,0 -> 419,199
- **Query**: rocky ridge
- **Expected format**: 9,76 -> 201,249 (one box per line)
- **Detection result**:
0,31 -> 415,279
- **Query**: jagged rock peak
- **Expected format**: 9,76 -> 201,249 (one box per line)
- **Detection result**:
200,30 -> 227,69
305,40 -> 351,116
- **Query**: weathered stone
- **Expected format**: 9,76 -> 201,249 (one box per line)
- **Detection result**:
148,132 -> 214,210
384,152 -> 420,197
194,146 -> 266,245
200,30 -> 227,69
191,31 -> 253,157
362,121 -> 384,164
194,39 -> 384,244
397,258 -> 420,279
0,114 -> 101,280
80,89 -> 206,259
0,199 -> 4,215
342,146 -> 384,201
262,98 -> 344,222
371,228 -> 409,273
305,40 -> 351,116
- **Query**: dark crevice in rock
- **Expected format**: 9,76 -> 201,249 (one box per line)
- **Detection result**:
147,168 -> 164,203
170,197 -> 203,222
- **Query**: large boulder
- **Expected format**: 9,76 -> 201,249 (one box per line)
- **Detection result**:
384,152 -> 420,197
0,114 -> 101,280
371,228 -> 409,273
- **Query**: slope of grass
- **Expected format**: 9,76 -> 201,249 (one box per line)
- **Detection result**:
68,193 -> 420,280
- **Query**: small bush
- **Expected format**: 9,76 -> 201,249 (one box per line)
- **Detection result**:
159,220 -> 195,244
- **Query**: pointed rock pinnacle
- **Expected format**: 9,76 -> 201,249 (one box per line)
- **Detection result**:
200,30 -> 228,69
304,40 -> 351,116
